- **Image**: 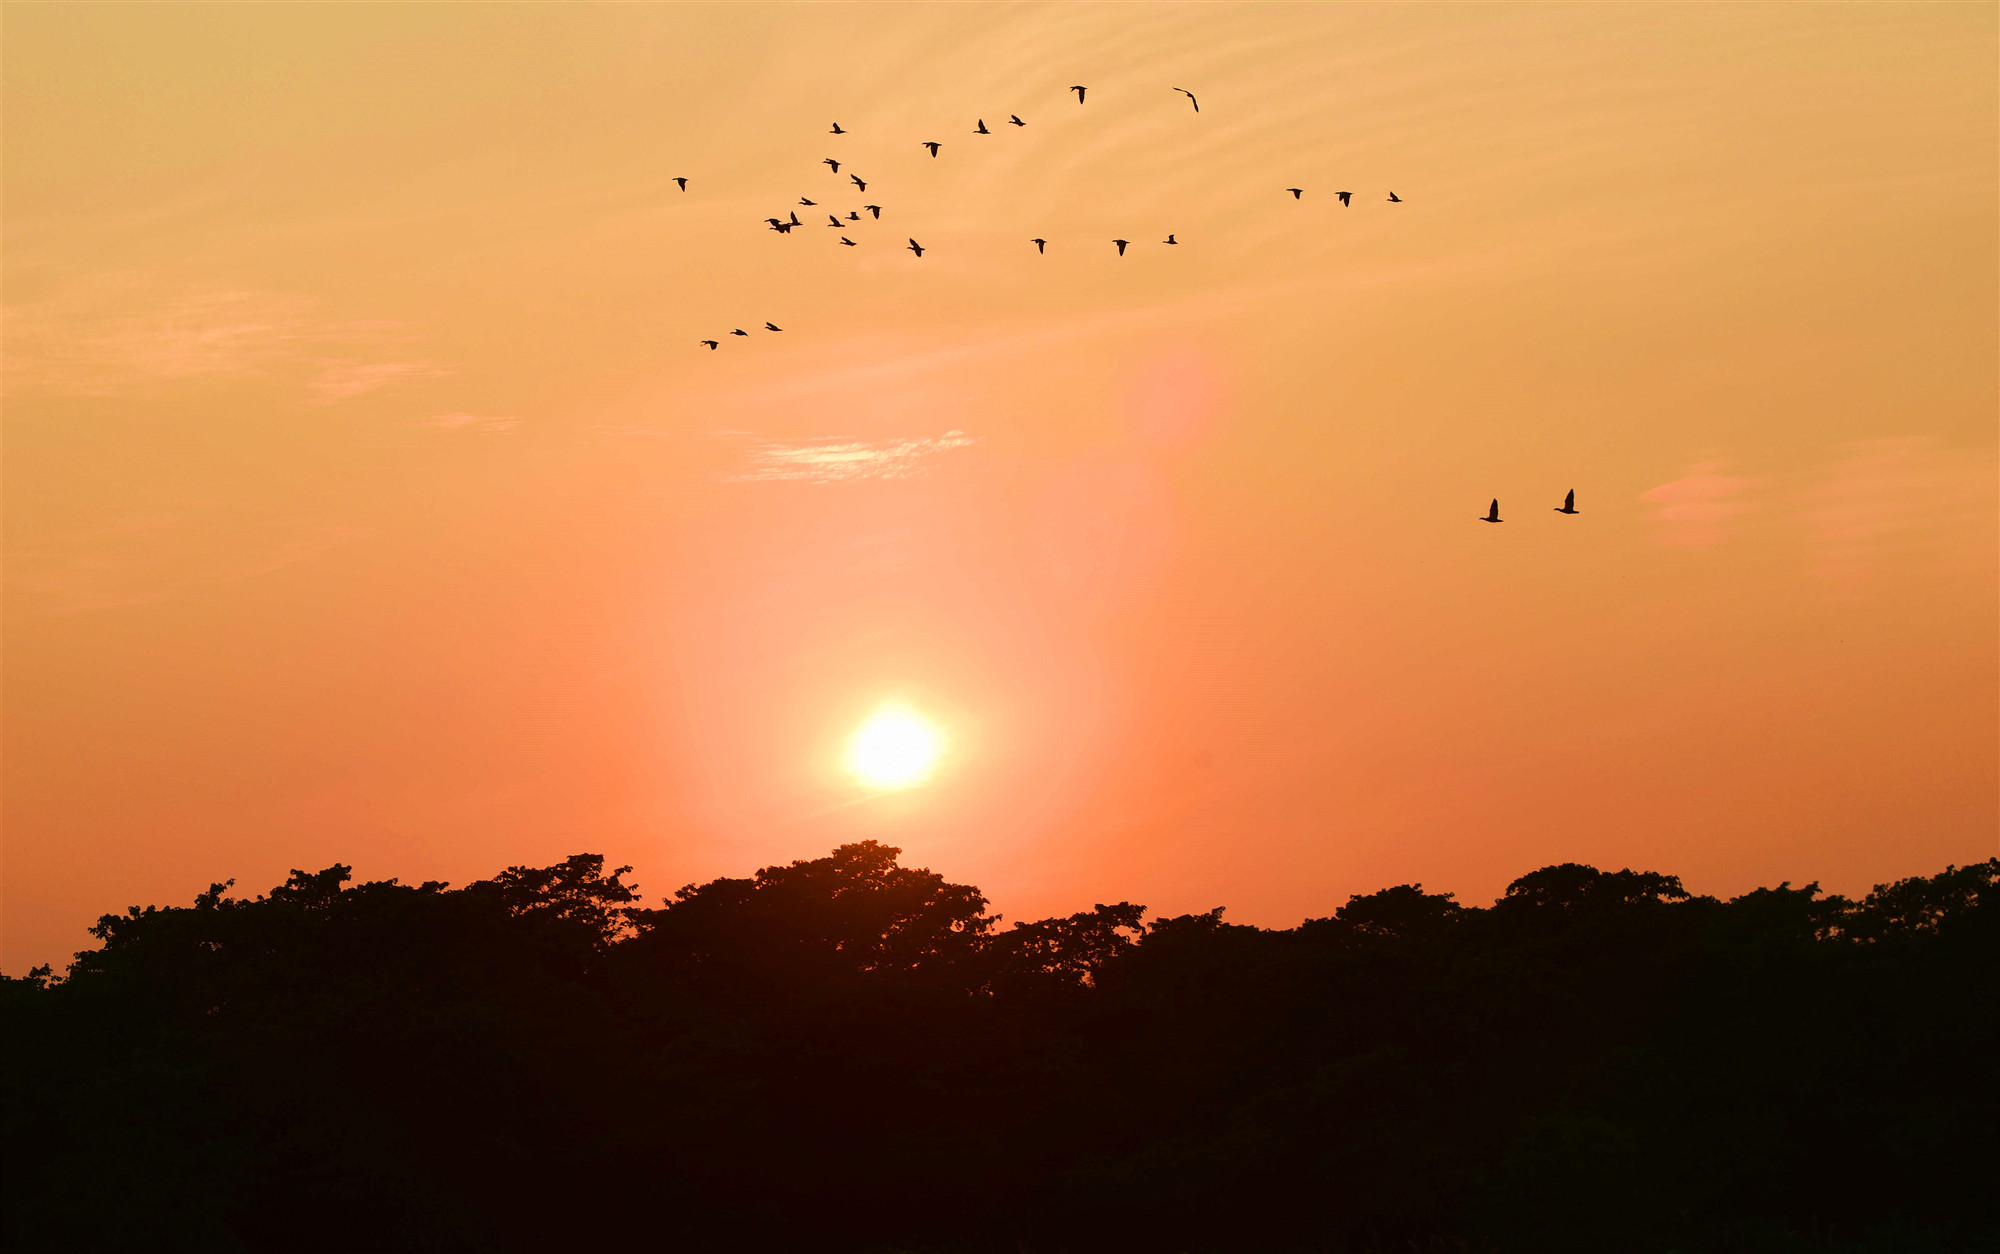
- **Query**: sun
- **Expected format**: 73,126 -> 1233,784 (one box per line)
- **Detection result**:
846,703 -> 944,789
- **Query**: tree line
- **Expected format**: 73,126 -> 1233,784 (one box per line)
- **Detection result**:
5,841 -> 1994,1252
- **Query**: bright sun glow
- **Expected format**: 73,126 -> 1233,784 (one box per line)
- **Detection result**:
846,704 -> 944,789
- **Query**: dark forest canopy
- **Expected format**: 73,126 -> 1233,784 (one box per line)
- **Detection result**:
5,843 -> 1995,1253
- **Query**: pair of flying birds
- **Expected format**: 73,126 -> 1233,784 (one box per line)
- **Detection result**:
1066,84 -> 1199,111
1481,492 -> 1580,522
818,161 -> 869,192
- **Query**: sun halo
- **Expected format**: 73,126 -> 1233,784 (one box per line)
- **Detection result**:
846,704 -> 945,790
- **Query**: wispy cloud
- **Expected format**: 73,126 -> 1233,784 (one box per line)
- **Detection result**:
724,430 -> 980,483
1639,442 -> 1995,593
8,515 -> 371,616
1641,460 -> 1758,547
5,285 -> 307,393
309,359 -> 451,401
420,412 -> 521,432
4,277 -> 443,403
1802,438 -> 1993,598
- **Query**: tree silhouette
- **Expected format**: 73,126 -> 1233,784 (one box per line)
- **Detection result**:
3,849 -> 1993,1252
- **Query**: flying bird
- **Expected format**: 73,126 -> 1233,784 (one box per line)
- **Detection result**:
1287,188 -> 1303,199
840,236 -> 857,246
1336,191 -> 1352,206
1070,85 -> 1087,102
1388,191 -> 1402,202
700,340 -> 719,350
829,122 -> 846,134
673,177 -> 687,191
1174,87 -> 1198,112
1480,499 -> 1502,523
863,204 -> 882,218
1163,233 -> 1178,244
1031,238 -> 1046,253
847,211 -> 861,221
850,174 -> 867,191
975,119 -> 990,134
824,158 -> 841,173
1113,238 -> 1129,256
731,329 -> 749,337
827,214 -> 843,227
800,198 -> 817,206
1555,490 -> 1578,515
1009,114 -> 1025,126
907,238 -> 925,257
767,221 -> 793,233
765,322 -> 782,332
922,141 -> 941,156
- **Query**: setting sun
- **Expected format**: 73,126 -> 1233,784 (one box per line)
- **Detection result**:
846,704 -> 945,790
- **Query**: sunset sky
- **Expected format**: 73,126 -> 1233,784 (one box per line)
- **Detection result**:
4,3 -> 1994,973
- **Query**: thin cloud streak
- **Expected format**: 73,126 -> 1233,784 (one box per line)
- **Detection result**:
5,278 -> 444,403
420,413 -> 521,432
723,430 -> 980,483
1803,437 -> 1994,598
1641,461 -> 1758,548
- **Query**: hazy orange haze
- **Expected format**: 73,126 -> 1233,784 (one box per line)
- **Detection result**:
4,3 -> 1995,972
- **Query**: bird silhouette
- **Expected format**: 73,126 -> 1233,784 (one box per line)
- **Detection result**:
673,177 -> 687,191
907,238 -> 925,257
767,221 -> 794,234
1174,87 -> 1199,112
922,141 -> 941,157
1070,85 -> 1087,102
827,214 -> 843,227
1113,238 -> 1129,256
850,174 -> 867,192
800,198 -> 816,206
765,218 -> 784,227
1031,238 -> 1046,253
700,340 -> 719,350
1009,114 -> 1025,126
1164,233 -> 1178,244
863,204 -> 882,218
1287,188 -> 1303,199
1555,490 -> 1578,515
829,122 -> 846,134
839,236 -> 857,246
1336,191 -> 1352,206
824,158 -> 841,173
847,211 -> 861,221
765,322 -> 782,332
1388,191 -> 1402,202
788,211 -> 802,225
731,329 -> 749,337
1480,499 -> 1502,523
975,119 -> 990,134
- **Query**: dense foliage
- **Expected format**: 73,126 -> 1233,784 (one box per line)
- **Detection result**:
6,842 -> 1995,1252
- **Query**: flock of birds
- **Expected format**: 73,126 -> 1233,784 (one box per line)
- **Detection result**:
676,84 -> 1577,526
682,84 -> 1407,348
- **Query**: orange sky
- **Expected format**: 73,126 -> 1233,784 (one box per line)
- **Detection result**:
5,3 -> 1995,972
